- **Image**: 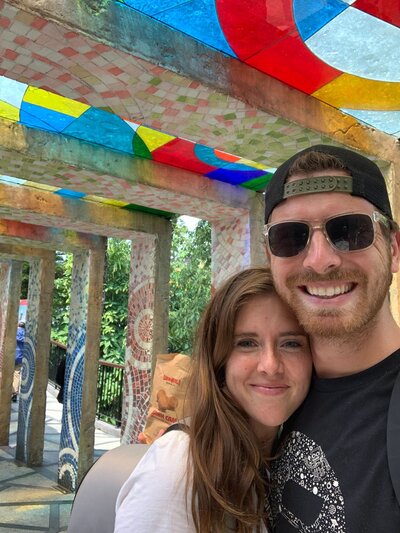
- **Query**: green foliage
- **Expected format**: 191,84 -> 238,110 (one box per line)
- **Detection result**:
51,241 -> 131,364
168,219 -> 211,354
51,252 -> 73,344
51,219 -> 211,362
48,221 -> 211,428
20,261 -> 30,299
100,239 -> 130,364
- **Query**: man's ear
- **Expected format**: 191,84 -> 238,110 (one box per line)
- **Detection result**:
390,231 -> 400,273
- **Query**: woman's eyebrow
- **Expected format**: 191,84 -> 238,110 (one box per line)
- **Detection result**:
279,331 -> 308,337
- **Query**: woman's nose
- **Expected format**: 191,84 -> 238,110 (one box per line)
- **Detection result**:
257,347 -> 283,375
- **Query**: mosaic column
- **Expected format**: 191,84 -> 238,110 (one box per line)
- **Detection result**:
0,260 -> 22,446
211,193 -> 265,289
58,243 -> 105,491
16,252 -> 55,465
121,221 -> 172,444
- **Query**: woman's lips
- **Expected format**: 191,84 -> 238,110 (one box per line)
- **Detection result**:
250,384 -> 289,395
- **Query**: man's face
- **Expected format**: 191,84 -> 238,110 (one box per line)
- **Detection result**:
267,171 -> 400,339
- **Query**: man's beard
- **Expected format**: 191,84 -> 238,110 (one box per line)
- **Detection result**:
278,262 -> 393,340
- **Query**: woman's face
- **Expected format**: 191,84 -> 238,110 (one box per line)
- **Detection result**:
225,293 -> 312,442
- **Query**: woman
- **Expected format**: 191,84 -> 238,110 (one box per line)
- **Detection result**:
114,267 -> 312,532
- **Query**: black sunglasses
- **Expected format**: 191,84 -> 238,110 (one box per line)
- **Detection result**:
264,211 -> 390,258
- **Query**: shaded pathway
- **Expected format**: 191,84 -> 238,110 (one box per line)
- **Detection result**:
0,386 -> 121,532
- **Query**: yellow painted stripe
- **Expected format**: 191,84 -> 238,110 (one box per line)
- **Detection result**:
24,181 -> 58,192
0,101 -> 19,121
138,125 -> 175,151
24,86 -> 90,117
86,195 -> 128,207
236,157 -> 269,170
313,74 -> 400,111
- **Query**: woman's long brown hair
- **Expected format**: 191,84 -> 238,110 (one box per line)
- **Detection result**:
186,267 -> 276,532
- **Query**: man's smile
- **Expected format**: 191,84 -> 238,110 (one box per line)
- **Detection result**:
302,283 -> 354,299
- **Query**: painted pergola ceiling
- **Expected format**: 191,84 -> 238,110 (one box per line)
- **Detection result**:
120,0 -> 400,136
0,77 -> 275,193
0,0 -> 399,244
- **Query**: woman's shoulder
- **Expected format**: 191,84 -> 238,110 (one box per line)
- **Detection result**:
114,429 -> 194,531
117,429 -> 190,500
147,427 -> 189,459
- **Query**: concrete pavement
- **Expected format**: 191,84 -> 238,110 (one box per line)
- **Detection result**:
0,386 -> 121,532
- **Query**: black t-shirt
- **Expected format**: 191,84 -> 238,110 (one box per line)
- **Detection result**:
270,350 -> 400,532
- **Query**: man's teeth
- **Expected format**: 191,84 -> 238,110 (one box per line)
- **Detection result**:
306,284 -> 352,297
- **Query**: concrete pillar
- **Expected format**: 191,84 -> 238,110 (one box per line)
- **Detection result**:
249,192 -> 267,267
387,161 -> 400,325
0,260 -> 22,445
16,252 -> 55,465
121,220 -> 172,444
58,241 -> 105,491
211,194 -> 264,290
0,261 -> 11,368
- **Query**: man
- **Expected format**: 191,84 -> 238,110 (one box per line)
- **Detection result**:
263,145 -> 400,531
12,320 -> 25,402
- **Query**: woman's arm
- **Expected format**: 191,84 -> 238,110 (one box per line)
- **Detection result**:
114,431 -> 195,532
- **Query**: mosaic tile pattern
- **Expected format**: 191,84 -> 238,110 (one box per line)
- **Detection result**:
119,0 -> 400,136
0,76 -> 273,192
0,0 -> 338,254
211,217 -> 251,290
59,251 -> 89,491
0,150 -> 254,224
122,235 -> 156,444
16,259 -> 41,462
0,1 -> 331,170
2,2 -> 392,499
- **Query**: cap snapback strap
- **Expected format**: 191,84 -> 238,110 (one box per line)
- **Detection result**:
283,176 -> 353,199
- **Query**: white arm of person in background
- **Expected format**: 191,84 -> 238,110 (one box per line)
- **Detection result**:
114,430 -> 195,532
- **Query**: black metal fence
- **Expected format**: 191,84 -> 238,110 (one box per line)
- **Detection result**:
48,340 -> 124,427
49,340 -> 66,385
97,360 -> 124,427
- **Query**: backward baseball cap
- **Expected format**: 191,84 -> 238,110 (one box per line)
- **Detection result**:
264,144 -> 393,222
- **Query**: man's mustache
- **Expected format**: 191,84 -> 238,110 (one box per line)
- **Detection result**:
285,269 -> 367,286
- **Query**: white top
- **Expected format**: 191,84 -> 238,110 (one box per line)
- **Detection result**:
114,431 -> 195,532
114,430 -> 268,532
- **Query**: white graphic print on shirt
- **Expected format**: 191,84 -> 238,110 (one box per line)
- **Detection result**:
270,431 -> 346,532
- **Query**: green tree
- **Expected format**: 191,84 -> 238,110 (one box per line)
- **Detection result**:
168,219 -> 211,354
51,220 -> 212,361
100,239 -> 130,363
51,240 -> 131,364
20,261 -> 30,299
51,252 -> 73,343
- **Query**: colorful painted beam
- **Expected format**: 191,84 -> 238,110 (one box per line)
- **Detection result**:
0,217 -> 103,252
0,115 -> 256,223
0,76 -> 273,196
0,181 -> 175,240
8,0 -> 392,165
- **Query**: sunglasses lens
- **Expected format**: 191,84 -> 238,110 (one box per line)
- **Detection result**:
326,214 -> 374,252
268,222 -> 310,257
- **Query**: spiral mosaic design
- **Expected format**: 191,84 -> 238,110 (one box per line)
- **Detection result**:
133,308 -> 153,352
122,236 -> 156,443
58,252 -> 89,490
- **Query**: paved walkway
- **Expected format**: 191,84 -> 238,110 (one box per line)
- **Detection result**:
0,386 -> 121,532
